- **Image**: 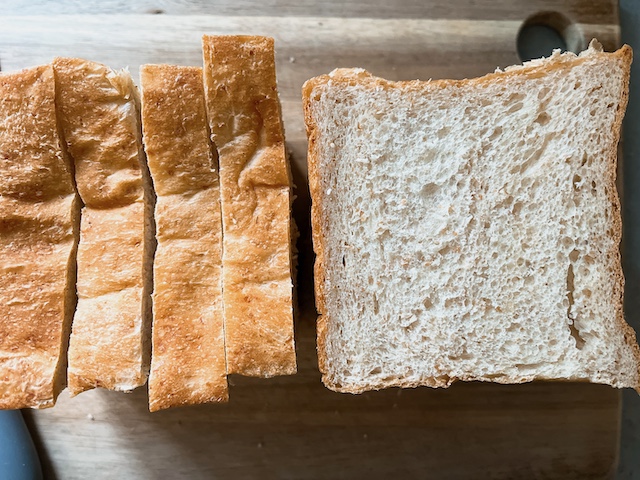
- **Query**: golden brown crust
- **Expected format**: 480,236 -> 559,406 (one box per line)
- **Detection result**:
202,35 -> 296,377
0,65 -> 78,408
53,58 -> 151,395
53,58 -> 143,209
605,46 -> 640,393
304,45 -> 640,393
140,64 -> 228,411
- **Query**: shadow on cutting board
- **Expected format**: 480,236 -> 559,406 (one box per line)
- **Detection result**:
65,361 -> 619,479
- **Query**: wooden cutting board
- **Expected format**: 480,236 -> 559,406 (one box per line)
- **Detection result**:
0,1 -> 625,478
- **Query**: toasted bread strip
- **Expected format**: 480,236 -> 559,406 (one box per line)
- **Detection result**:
53,58 -> 154,395
202,35 -> 296,377
140,64 -> 228,411
0,65 -> 79,408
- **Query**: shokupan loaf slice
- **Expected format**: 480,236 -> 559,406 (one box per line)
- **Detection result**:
0,65 -> 80,409
53,58 -> 154,395
303,41 -> 640,394
140,64 -> 228,411
202,35 -> 296,377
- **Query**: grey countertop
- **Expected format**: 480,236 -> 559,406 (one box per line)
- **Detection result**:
619,0 -> 639,478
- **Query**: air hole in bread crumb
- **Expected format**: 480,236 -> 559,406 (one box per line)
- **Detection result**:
512,201 -> 523,215
488,126 -> 503,140
436,126 -> 450,139
537,87 -> 550,99
534,112 -> 551,126
561,236 -> 574,248
566,263 -> 585,349
572,174 -> 582,190
421,182 -> 440,197
580,153 -> 588,166
569,249 -> 580,262
506,92 -> 525,104
507,102 -> 524,115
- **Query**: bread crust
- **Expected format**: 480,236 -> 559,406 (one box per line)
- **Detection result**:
303,44 -> 640,393
141,64 -> 228,411
0,65 -> 79,408
202,35 -> 296,377
53,58 -> 152,395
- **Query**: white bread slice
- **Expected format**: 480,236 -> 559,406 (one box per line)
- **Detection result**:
140,64 -> 228,411
303,41 -> 640,394
53,58 -> 153,395
202,35 -> 296,377
0,65 -> 80,408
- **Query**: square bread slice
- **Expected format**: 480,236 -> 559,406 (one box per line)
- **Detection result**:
303,41 -> 640,393
140,64 -> 228,411
53,58 -> 154,395
0,65 -> 79,409
202,35 -> 296,377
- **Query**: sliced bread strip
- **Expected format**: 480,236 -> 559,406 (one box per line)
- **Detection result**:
53,58 -> 154,395
140,64 -> 228,411
202,35 -> 296,377
0,65 -> 80,408
303,41 -> 640,393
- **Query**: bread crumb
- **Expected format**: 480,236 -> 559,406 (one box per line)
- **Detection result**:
86,414 -> 95,421
288,56 -> 296,64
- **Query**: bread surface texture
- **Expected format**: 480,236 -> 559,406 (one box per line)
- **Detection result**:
53,57 -> 153,395
303,42 -> 640,393
0,65 -> 79,408
202,35 -> 296,377
141,64 -> 228,411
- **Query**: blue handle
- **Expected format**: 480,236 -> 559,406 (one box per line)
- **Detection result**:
0,411 -> 42,480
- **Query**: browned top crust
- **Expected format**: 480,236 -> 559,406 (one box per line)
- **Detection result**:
53,57 -> 143,209
141,64 -> 228,411
0,65 -> 78,408
202,35 -> 296,377
53,58 -> 152,395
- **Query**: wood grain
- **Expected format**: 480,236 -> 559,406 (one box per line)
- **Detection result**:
3,0 -> 619,23
1,1 -> 625,478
